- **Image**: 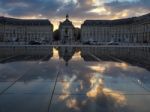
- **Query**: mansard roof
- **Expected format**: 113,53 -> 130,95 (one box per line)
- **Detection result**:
0,16 -> 53,26
82,13 -> 150,26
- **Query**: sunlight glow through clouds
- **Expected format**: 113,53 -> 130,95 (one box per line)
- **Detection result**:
88,7 -> 111,15
0,0 -> 149,30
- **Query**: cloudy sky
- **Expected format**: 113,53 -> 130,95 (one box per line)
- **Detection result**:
0,0 -> 150,29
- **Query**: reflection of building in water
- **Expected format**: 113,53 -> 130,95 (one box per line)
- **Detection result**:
0,45 -> 53,59
59,14 -> 78,44
81,47 -> 150,61
80,47 -> 150,70
0,17 -> 53,44
58,47 -> 76,65
81,13 -> 150,43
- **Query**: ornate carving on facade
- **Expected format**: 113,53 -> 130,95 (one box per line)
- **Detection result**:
59,14 -> 75,44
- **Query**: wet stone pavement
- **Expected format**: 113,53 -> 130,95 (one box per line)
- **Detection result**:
0,50 -> 150,112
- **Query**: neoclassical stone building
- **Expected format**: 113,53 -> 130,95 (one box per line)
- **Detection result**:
0,17 -> 53,44
81,13 -> 150,44
59,15 -> 75,44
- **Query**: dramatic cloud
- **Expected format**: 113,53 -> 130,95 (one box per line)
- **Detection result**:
0,0 -> 149,29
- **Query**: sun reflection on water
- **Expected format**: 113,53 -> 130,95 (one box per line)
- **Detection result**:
57,66 -> 127,111
115,62 -> 129,70
59,75 -> 77,100
86,74 -> 103,98
51,48 -> 59,59
86,73 -> 126,106
71,51 -> 83,61
56,57 -> 129,111
88,65 -> 106,73
66,98 -> 80,110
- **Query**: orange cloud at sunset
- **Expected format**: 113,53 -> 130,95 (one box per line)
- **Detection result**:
0,0 -> 149,30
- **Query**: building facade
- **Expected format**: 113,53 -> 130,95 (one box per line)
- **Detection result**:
81,13 -> 150,44
59,15 -> 75,44
0,17 -> 53,44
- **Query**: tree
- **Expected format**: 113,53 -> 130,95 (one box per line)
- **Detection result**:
53,29 -> 60,41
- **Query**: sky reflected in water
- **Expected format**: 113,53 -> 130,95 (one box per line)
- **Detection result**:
0,48 -> 150,112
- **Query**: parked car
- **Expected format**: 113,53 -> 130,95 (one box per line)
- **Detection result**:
83,41 -> 90,45
29,41 -> 41,45
107,42 -> 119,45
